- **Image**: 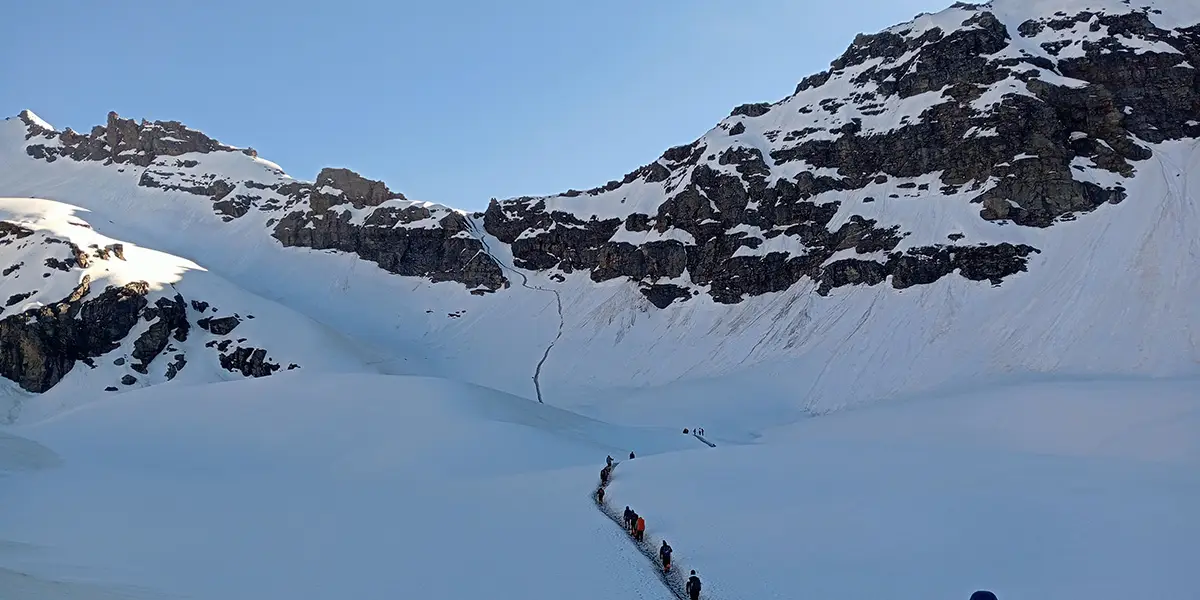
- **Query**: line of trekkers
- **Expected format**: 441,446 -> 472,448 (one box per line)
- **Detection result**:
600,454 -> 1001,600
600,455 -> 703,600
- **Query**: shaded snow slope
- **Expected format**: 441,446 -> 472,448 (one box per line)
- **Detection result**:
0,197 -> 377,421
0,373 -> 696,600
1,0 -> 1199,426
609,378 -> 1200,600
2,375 -> 1194,600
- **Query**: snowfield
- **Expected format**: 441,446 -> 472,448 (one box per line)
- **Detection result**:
2,0 -> 1200,597
0,374 -> 696,600
1,375 -> 1196,600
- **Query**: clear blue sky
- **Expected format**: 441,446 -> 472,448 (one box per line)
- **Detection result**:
2,0 -> 943,211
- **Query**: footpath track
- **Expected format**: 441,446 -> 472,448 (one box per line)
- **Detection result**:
595,462 -> 693,600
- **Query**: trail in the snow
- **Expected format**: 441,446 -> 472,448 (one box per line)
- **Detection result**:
470,221 -> 564,404
692,433 -> 716,448
595,463 -> 695,600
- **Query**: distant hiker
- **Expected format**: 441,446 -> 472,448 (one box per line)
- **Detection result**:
686,571 -> 701,600
629,451 -> 635,459
697,427 -> 704,436
606,455 -> 614,467
635,515 -> 646,541
683,428 -> 689,434
659,540 -> 673,571
969,592 -> 998,600
600,465 -> 611,485
596,486 -> 605,503
628,510 -> 639,535
623,506 -> 634,529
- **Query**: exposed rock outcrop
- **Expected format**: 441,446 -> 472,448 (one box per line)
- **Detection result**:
25,111 -> 253,166
0,278 -> 150,393
131,294 -> 189,374
483,2 -> 1197,304
218,346 -> 281,378
272,168 -> 507,291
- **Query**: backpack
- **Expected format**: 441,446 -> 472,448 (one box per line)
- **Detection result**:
689,576 -> 701,592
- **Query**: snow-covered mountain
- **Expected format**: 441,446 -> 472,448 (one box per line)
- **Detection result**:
2,0 -> 1199,424
0,197 -> 374,420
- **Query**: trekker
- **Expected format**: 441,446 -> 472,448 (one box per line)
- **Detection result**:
596,486 -> 605,503
606,455 -> 614,467
969,592 -> 998,600
659,540 -> 673,572
635,515 -> 646,541
623,506 -> 633,529
686,571 -> 701,600
600,465 -> 611,485
629,451 -> 635,459
628,510 -> 639,535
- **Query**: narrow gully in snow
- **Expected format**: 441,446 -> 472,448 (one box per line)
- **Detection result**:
470,221 -> 564,404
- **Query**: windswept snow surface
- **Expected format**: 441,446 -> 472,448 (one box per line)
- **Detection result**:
609,378 -> 1200,600
0,373 -> 696,600
1,376 -> 1195,599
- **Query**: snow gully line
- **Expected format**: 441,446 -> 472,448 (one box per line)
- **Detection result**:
595,463 -> 694,600
469,220 -> 564,404
692,432 -> 716,448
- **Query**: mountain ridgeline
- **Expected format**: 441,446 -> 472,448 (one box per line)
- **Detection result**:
2,0 -> 1199,404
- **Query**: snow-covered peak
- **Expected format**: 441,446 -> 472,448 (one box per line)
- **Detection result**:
0,0 -> 1198,414
483,0 -> 1199,306
16,109 -> 53,132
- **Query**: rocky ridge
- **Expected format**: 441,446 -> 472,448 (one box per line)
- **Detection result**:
483,1 -> 1199,306
19,2 -> 1195,310
19,110 -> 507,294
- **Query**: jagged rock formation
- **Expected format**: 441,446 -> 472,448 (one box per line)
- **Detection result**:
20,110 -> 507,292
271,168 -> 507,292
2,0 -> 1199,403
0,199 -> 313,395
22,110 -> 257,166
25,0 -> 1196,309
483,1 -> 1199,305
0,275 -> 149,393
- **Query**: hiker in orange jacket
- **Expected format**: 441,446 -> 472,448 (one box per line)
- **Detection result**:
635,515 -> 646,541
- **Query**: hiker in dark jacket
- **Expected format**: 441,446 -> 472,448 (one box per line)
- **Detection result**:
628,510 -> 639,536
659,540 -> 673,572
600,465 -> 611,484
606,455 -> 614,467
685,571 -> 701,600
629,451 -> 635,459
623,506 -> 633,529
596,486 -> 605,503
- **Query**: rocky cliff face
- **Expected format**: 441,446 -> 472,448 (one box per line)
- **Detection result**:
14,1 -> 1195,310
484,1 -> 1199,306
3,0 -> 1199,399
271,168 -> 507,293
19,111 -> 507,293
0,200 -> 317,396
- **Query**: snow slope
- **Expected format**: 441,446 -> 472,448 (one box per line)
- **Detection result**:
0,0 -> 1197,423
4,111 -> 1198,431
0,197 -> 378,420
609,378 -> 1200,600
0,373 -> 697,600
1,375 -> 1195,599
